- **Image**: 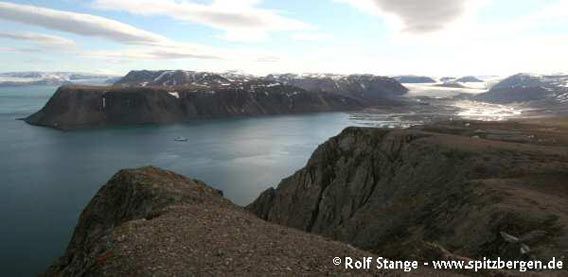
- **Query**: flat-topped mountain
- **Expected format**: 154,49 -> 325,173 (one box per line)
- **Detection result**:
24,84 -> 363,130
25,70 -> 409,130
248,119 -> 568,264
477,73 -> 568,104
114,70 -> 234,87
114,70 -> 408,102
393,75 -> 436,83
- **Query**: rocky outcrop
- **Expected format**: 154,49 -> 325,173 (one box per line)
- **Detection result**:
46,166 -> 449,276
248,120 -> 568,264
25,84 -> 363,130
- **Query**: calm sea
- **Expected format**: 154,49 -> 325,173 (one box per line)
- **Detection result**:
0,86 -> 362,275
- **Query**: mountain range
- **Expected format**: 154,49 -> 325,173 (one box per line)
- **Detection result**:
0,72 -> 120,87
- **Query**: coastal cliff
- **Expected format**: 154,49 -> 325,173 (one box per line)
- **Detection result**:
25,84 -> 363,130
24,70 -> 410,130
248,120 -> 568,263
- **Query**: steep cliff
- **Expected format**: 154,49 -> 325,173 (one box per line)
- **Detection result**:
46,166 -> 450,276
248,120 -> 568,263
25,84 -> 363,130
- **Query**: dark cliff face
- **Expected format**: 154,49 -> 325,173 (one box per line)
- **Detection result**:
48,166 -> 439,276
248,121 -> 568,262
25,84 -> 364,130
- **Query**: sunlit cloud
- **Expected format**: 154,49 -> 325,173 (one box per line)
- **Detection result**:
0,31 -> 76,48
0,1 -> 167,44
92,0 -> 313,42
335,0 -> 479,33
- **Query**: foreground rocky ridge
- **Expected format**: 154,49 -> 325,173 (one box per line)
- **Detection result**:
47,166 -> 449,276
248,120 -> 568,266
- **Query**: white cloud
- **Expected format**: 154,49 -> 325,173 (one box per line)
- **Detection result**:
92,0 -> 313,42
84,45 -> 222,61
0,1 -> 167,44
335,0 -> 475,33
290,32 -> 334,42
0,31 -> 76,48
0,1 -> 245,61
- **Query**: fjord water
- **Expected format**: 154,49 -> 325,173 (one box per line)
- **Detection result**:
0,86 -> 361,275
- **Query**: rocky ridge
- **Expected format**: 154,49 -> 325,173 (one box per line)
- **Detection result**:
248,120 -> 568,268
46,166 -> 450,276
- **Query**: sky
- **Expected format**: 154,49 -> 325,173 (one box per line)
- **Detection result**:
0,0 -> 567,76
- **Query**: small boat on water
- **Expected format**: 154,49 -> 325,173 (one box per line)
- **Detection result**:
174,136 -> 188,142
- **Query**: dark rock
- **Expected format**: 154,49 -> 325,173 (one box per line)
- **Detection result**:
247,120 -> 568,263
46,166 -> 451,276
25,84 -> 364,130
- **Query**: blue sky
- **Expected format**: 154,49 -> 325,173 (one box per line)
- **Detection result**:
0,0 -> 567,76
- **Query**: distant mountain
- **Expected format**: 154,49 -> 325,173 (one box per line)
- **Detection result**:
440,77 -> 456,83
114,70 -> 233,87
114,70 -> 408,102
434,82 -> 466,88
266,73 -> 408,102
393,75 -> 436,83
0,72 -> 119,87
476,73 -> 568,103
455,76 -> 483,82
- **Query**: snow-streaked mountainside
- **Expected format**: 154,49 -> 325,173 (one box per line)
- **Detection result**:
477,73 -> 568,104
0,72 -> 120,87
114,70 -> 408,102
